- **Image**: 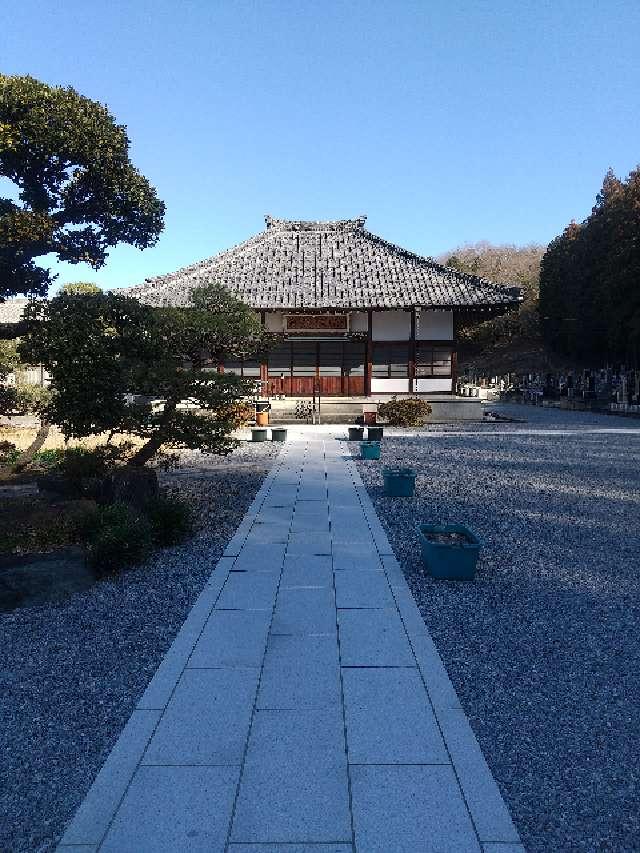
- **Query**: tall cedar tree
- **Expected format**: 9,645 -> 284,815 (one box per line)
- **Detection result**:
20,285 -> 276,465
0,74 -> 164,301
540,168 -> 640,365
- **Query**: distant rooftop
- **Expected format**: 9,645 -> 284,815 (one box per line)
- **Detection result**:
0,297 -> 30,325
130,216 -> 521,311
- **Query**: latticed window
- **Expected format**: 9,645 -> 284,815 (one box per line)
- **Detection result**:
343,340 -> 366,376
267,342 -> 292,376
318,342 -> 343,376
222,358 -> 260,377
291,342 -> 316,376
372,344 -> 409,378
415,345 -> 452,377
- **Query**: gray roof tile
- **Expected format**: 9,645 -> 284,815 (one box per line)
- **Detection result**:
129,216 -> 521,311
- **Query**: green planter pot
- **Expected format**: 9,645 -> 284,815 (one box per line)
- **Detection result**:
417,523 -> 481,580
348,426 -> 364,441
271,428 -> 288,442
367,426 -> 384,441
383,467 -> 416,497
251,428 -> 268,442
360,441 -> 381,460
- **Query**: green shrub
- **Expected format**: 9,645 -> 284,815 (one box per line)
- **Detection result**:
0,385 -> 18,415
145,494 -> 193,546
0,497 -> 95,554
14,384 -> 52,415
0,440 -> 20,466
82,502 -> 153,574
55,444 -> 131,482
377,396 -> 432,427
217,399 -> 255,428
32,448 -> 65,469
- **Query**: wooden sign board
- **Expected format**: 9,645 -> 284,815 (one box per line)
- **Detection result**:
285,314 -> 348,333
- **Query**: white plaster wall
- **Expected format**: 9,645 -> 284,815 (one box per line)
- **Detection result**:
416,310 -> 453,340
371,378 -> 411,393
414,378 -> 453,393
372,310 -> 411,340
350,311 -> 368,332
265,312 -> 284,333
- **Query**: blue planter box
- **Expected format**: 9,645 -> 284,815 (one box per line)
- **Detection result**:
383,467 -> 416,497
417,523 -> 481,580
360,441 -> 381,460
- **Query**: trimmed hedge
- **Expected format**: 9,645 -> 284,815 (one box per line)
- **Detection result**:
377,396 -> 432,427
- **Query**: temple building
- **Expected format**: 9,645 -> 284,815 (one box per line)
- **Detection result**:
130,216 -> 521,398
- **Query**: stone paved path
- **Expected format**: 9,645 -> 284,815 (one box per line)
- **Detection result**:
58,433 -> 524,852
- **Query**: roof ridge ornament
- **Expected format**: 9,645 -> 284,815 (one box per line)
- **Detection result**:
265,215 -> 367,231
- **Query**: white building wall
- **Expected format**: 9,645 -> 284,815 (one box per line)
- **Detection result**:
371,378 -> 411,393
372,310 -> 411,340
414,378 -> 453,393
265,312 -> 284,332
416,310 -> 453,340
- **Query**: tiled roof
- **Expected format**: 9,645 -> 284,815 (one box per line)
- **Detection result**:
129,216 -> 521,311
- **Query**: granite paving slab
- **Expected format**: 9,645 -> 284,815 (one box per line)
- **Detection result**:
280,553 -> 334,587
342,667 -> 449,764
334,568 -> 395,608
187,609 -> 272,668
271,585 -> 337,635
257,634 -> 341,710
230,708 -> 351,844
337,607 -> 416,666
216,569 -> 280,610
100,765 -> 239,853
141,668 -> 259,765
350,764 -> 481,852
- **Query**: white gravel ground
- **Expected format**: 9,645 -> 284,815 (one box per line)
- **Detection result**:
0,441 -> 279,853
355,403 -> 640,853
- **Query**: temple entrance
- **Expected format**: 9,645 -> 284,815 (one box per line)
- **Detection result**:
266,339 -> 366,396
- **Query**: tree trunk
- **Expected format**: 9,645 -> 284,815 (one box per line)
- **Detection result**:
0,418 -> 50,479
129,397 -> 178,467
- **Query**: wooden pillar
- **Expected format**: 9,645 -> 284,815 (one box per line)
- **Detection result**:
409,308 -> 416,394
365,310 -> 373,397
259,311 -> 268,394
451,311 -> 458,394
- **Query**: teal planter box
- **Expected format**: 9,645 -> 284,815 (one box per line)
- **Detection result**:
417,523 -> 481,580
383,467 -> 416,497
367,426 -> 384,441
251,428 -> 268,442
271,428 -> 288,442
348,426 -> 364,441
360,441 -> 381,460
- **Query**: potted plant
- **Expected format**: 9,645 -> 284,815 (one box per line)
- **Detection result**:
416,523 -> 481,580
360,441 -> 381,460
271,427 -> 287,442
367,425 -> 384,441
383,467 -> 416,497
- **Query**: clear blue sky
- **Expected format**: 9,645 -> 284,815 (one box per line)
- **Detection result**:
2,0 -> 639,292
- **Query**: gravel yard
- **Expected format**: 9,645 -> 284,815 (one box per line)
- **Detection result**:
0,441 -> 279,853
356,404 -> 640,853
